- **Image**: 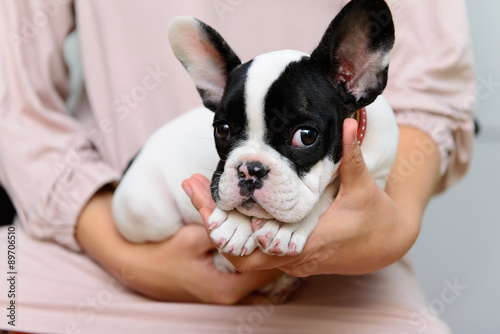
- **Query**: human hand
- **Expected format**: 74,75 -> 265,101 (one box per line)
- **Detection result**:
183,119 -> 439,277
75,188 -> 281,304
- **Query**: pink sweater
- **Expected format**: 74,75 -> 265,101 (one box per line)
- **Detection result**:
0,1 -> 474,333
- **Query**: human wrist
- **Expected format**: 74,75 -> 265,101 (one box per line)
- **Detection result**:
381,126 -> 441,264
385,126 -> 441,216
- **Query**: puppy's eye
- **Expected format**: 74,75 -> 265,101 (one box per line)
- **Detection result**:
291,129 -> 318,147
215,124 -> 231,141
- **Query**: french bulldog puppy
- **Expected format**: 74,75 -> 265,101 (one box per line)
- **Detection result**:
113,0 -> 398,272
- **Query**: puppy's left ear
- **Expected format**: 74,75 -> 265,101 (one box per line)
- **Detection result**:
168,16 -> 242,112
311,0 -> 395,112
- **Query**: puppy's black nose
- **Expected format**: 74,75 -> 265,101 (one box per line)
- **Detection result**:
237,161 -> 269,197
237,161 -> 269,180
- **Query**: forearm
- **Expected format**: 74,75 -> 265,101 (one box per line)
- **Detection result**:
75,188 -> 194,301
386,126 -> 442,221
75,188 -> 131,281
75,189 -> 193,300
378,126 -> 442,268
75,188 -> 181,300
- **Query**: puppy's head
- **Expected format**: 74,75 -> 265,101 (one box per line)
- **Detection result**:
168,0 -> 394,223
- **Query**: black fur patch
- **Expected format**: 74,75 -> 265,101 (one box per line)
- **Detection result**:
196,19 -> 242,111
263,58 -> 346,176
210,60 -> 253,200
311,0 -> 395,111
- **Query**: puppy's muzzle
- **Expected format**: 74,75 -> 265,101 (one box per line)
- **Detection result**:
237,161 -> 269,197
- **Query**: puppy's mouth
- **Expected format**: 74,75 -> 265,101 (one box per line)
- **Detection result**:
237,197 -> 273,220
241,198 -> 258,210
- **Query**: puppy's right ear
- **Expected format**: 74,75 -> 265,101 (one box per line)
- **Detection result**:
168,16 -> 242,112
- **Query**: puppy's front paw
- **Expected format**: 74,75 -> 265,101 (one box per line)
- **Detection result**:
257,273 -> 300,303
254,220 -> 307,256
208,208 -> 257,256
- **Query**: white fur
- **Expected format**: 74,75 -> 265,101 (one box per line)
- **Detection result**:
113,106 -> 217,242
360,95 -> 399,189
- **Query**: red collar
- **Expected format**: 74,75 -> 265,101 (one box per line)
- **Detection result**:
355,108 -> 367,146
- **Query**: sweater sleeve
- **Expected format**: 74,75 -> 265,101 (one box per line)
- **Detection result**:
384,0 -> 476,193
0,0 -> 121,251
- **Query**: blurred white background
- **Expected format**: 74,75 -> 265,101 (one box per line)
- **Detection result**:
411,1 -> 500,333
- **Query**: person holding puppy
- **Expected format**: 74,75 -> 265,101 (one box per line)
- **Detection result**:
0,0 -> 474,333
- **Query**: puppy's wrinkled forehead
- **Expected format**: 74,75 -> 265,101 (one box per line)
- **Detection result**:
243,50 -> 308,141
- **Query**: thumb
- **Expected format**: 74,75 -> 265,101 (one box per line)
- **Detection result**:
339,118 -> 371,189
182,174 -> 217,224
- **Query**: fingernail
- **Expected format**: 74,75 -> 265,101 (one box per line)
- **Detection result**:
182,182 -> 193,199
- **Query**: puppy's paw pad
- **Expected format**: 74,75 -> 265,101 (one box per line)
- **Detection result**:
267,240 -> 284,255
211,211 -> 253,256
288,243 -> 299,256
226,245 -> 235,255
257,231 -> 273,248
254,220 -> 280,250
241,237 -> 258,256
210,220 -> 237,249
211,236 -> 228,249
288,232 -> 308,255
262,222 -> 305,255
